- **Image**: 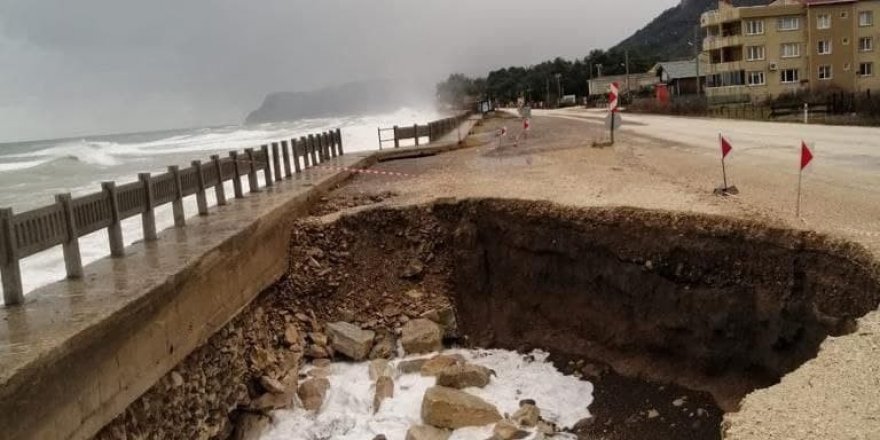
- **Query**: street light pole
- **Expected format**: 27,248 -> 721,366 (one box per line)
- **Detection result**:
625,50 -> 631,101
555,73 -> 562,105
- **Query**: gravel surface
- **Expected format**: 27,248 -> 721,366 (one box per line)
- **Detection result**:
318,111 -> 880,440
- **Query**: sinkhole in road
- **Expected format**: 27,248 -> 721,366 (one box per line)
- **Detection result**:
280,198 -> 880,439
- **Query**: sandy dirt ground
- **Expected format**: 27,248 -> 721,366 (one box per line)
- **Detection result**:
318,110 -> 880,439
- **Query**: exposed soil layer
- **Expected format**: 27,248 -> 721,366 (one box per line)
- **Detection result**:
441,199 -> 880,408
97,198 -> 880,440
552,354 -> 723,440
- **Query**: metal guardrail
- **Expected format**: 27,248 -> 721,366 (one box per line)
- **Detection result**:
0,128 -> 345,306
378,111 -> 471,149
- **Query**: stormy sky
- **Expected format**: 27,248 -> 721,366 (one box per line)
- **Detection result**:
0,0 -> 677,142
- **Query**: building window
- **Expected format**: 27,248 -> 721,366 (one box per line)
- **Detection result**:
781,42 -> 801,58
778,16 -> 800,31
859,62 -> 874,76
860,11 -> 874,27
781,69 -> 800,84
841,11 -> 849,19
843,37 -> 850,46
818,65 -> 833,80
745,19 -> 765,35
746,46 -> 766,61
860,36 -> 874,51
817,14 -> 831,29
747,71 -> 766,86
818,40 -> 832,55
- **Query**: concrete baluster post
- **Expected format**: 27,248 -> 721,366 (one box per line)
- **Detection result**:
55,193 -> 83,279
140,175 -> 160,242
291,139 -> 302,172
169,165 -> 186,226
393,126 -> 400,148
330,131 -> 338,157
414,123 -> 420,146
327,132 -> 334,157
323,133 -> 331,159
245,148 -> 260,193
300,137 -> 310,168
327,132 -> 335,158
229,151 -> 244,199
271,143 -> 283,183
281,140 -> 292,177
102,181 -> 125,258
314,134 -> 322,163
0,208 -> 24,305
191,161 -> 209,216
261,145 -> 274,187
336,128 -> 344,155
318,134 -> 326,162
211,155 -> 227,206
309,134 -> 318,166
139,173 -> 158,242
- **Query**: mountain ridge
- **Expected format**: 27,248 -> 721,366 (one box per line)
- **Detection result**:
612,0 -> 770,62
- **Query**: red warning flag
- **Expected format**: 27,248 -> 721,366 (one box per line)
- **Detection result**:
721,136 -> 733,159
801,141 -> 813,170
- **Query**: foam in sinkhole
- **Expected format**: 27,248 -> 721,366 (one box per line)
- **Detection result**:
260,349 -> 594,440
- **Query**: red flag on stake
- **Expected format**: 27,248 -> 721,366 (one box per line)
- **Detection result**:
796,141 -> 813,217
801,141 -> 814,170
719,134 -> 732,190
721,136 -> 733,159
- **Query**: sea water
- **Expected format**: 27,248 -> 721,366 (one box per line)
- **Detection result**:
0,107 -> 441,298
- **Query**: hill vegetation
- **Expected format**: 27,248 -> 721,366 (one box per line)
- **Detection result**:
437,0 -> 769,106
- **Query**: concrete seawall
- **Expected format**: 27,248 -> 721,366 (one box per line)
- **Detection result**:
0,117 -> 478,440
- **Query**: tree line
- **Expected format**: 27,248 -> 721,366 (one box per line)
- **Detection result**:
436,49 -> 656,107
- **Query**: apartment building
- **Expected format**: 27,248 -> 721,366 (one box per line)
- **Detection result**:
701,0 -> 880,103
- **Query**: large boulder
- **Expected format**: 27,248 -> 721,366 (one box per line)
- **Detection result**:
373,376 -> 394,413
435,363 -> 492,389
398,358 -> 429,375
422,306 -> 459,338
369,359 -> 394,381
326,321 -> 375,361
405,425 -> 451,440
297,378 -> 330,411
421,386 -> 502,429
511,403 -> 540,427
400,319 -> 443,354
420,354 -> 466,376
493,420 -> 530,440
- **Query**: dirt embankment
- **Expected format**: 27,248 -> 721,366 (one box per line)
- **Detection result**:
96,198 -> 880,440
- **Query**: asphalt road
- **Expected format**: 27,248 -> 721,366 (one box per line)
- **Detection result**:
539,108 -> 880,176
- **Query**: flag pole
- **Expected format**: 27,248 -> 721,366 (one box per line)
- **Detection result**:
796,167 -> 803,217
720,133 -> 728,189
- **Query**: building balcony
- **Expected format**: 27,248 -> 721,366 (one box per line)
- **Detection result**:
703,35 -> 743,51
704,60 -> 746,74
701,8 -> 741,27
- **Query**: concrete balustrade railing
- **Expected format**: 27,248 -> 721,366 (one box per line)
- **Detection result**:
0,128 -> 344,306
379,111 -> 471,149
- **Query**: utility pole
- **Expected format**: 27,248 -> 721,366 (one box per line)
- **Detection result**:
694,25 -> 702,95
546,77 -> 550,108
625,50 -> 631,101
597,64 -> 603,78
555,73 -> 562,105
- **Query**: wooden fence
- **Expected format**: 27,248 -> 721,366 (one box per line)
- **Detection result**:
0,129 -> 345,306
378,112 -> 471,149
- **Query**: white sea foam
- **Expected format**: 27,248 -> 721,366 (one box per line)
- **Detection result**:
260,349 -> 592,440
2,107 -> 443,299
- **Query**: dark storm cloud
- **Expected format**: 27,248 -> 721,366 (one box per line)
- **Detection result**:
0,0 -> 676,141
